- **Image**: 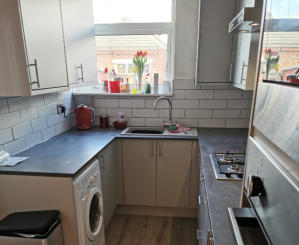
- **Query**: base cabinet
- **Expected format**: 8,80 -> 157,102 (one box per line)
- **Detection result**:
157,140 -> 193,207
122,139 -> 157,206
98,140 -> 123,228
121,139 -> 199,208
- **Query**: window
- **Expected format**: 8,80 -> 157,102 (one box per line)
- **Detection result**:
93,0 -> 175,85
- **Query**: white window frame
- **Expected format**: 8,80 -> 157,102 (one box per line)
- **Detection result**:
94,0 -> 176,83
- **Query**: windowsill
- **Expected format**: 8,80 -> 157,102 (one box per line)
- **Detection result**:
72,91 -> 173,97
71,85 -> 173,97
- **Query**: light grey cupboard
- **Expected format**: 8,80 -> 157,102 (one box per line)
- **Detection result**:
0,0 -> 69,96
195,0 -> 236,84
61,0 -> 98,86
98,140 -> 123,228
121,139 -> 199,208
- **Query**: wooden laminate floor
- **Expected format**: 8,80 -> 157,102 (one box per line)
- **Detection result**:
105,215 -> 197,245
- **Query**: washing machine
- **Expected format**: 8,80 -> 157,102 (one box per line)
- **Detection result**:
73,159 -> 105,245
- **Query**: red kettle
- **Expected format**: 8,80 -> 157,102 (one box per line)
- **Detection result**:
75,104 -> 95,130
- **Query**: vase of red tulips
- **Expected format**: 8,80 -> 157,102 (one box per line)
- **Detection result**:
133,50 -> 147,91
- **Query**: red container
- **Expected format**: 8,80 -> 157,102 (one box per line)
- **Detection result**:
100,115 -> 108,128
75,104 -> 95,130
109,80 -> 120,93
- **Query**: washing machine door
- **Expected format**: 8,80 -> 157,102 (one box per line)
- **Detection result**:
85,186 -> 104,241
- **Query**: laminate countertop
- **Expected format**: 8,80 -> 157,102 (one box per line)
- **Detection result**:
0,127 -> 198,177
197,128 -> 248,245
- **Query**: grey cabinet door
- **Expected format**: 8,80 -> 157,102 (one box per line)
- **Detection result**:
196,0 -> 236,84
61,0 -> 98,85
20,0 -> 68,90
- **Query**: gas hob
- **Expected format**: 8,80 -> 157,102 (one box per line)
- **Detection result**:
210,152 -> 245,180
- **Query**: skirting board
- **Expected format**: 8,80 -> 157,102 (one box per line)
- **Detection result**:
115,205 -> 197,218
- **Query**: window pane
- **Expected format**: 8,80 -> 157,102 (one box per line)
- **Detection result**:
93,0 -> 172,24
96,35 -> 168,84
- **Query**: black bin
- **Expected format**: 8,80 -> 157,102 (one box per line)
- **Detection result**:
0,210 -> 63,245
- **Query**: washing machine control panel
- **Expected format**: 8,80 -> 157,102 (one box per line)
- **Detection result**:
74,160 -> 101,198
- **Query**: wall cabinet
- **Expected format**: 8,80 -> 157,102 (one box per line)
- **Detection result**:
121,139 -> 198,208
0,0 -> 69,96
195,0 -> 236,84
61,0 -> 98,86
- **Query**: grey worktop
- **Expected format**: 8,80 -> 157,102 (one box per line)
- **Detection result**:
0,127 -> 198,177
197,128 -> 248,245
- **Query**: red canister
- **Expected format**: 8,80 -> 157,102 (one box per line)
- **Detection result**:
100,115 -> 108,128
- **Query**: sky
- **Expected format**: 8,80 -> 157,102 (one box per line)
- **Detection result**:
268,0 -> 299,19
93,0 -> 172,24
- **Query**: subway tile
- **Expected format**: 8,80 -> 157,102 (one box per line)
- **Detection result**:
174,118 -> 198,127
186,90 -> 213,99
94,98 -> 119,108
25,132 -> 42,148
173,79 -> 196,89
0,99 -> 8,114
8,97 -> 28,112
0,112 -> 21,129
12,122 -> 32,139
42,127 -> 57,141
158,109 -> 185,118
44,93 -> 58,104
200,83 -> 232,90
132,109 -> 158,118
94,108 -> 107,116
0,128 -> 13,145
74,95 -> 93,107
55,120 -> 71,134
28,95 -> 44,107
21,107 -> 38,122
214,90 -> 243,99
200,100 -> 227,109
173,90 -> 186,99
145,118 -> 167,127
31,118 -> 48,132
4,138 -> 27,155
106,108 -> 132,118
172,100 -> 199,109
225,119 -> 250,128
119,99 -> 144,108
185,109 -> 212,118
240,110 -> 251,119
127,118 -> 146,127
198,119 -> 226,128
145,99 -> 169,109
38,104 -> 57,118
47,114 -> 62,127
213,110 -> 240,119
228,100 -> 252,109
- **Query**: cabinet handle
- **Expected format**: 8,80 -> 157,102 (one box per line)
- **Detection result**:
78,64 -> 84,82
240,61 -> 248,82
29,59 -> 40,88
159,141 -> 163,156
198,195 -> 202,205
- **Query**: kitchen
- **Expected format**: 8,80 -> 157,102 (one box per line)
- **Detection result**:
0,0 -> 298,244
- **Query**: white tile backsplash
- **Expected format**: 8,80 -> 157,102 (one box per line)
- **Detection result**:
0,91 -> 73,155
78,79 -> 253,128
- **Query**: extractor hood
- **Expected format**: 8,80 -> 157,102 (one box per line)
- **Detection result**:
228,1 -> 263,33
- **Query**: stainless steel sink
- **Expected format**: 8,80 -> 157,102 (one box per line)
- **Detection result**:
120,127 -> 198,137
121,127 -> 165,135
